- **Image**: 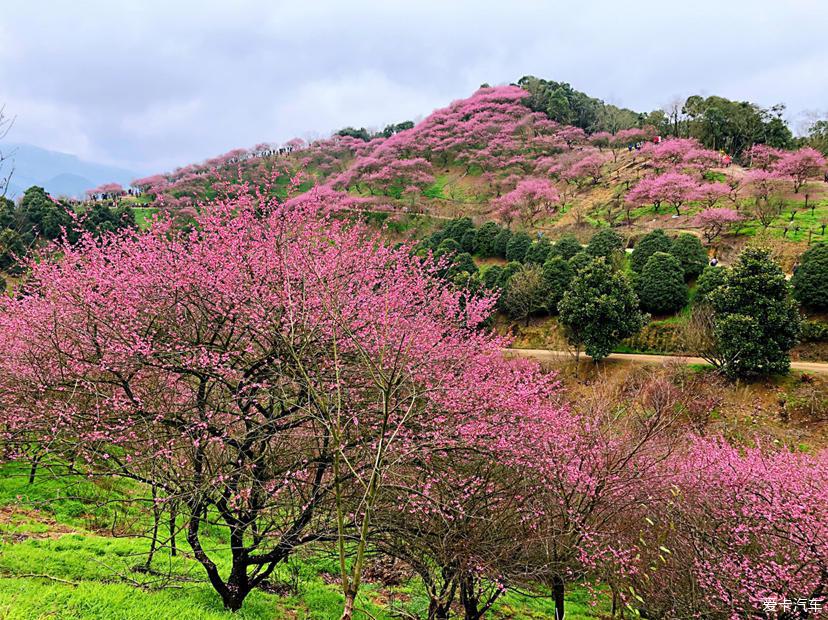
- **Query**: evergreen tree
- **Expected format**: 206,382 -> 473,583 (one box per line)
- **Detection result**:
505,231 -> 532,262
542,255 -> 572,312
586,228 -> 624,260
636,252 -> 688,314
568,251 -> 594,274
792,243 -> 828,310
550,233 -> 582,260
442,217 -> 475,242
695,265 -> 728,305
523,237 -> 552,265
481,265 -> 503,290
631,229 -> 673,273
558,258 -> 646,363
493,229 -> 513,258
474,221 -> 502,257
497,261 -> 523,289
708,248 -> 800,378
460,228 -> 478,254
669,233 -> 707,280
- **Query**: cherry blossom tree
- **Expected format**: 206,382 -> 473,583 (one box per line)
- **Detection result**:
693,207 -> 742,243
85,182 -> 125,200
627,172 -> 699,216
747,168 -> 784,203
773,147 -> 828,192
625,438 -> 828,618
588,131 -> 612,150
692,181 -> 731,208
745,144 -> 784,170
494,178 -> 561,227
564,152 -> 609,186
0,189 -> 510,617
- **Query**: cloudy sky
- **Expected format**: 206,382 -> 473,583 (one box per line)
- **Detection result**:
1,0 -> 826,174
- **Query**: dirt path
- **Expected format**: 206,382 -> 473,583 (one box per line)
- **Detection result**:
507,348 -> 828,375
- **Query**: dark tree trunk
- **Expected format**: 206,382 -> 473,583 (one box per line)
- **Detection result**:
552,574 -> 565,620
429,602 -> 451,620
28,453 -> 42,485
168,503 -> 178,557
144,484 -> 160,571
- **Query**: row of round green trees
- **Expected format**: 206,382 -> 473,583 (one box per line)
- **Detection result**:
630,229 -> 707,315
426,217 -> 585,266
631,228 -> 708,280
428,218 -> 809,378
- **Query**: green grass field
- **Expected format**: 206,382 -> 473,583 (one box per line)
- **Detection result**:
0,462 -> 608,619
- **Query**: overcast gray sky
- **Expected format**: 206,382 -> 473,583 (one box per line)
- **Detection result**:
1,0 -> 826,174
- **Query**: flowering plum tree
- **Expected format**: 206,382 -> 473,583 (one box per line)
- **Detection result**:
626,438 -> 828,618
773,147 -> 827,192
494,178 -> 561,227
694,207 -> 742,243
745,144 -> 785,170
0,189 -> 513,617
627,173 -> 699,215
85,182 -> 125,200
641,138 -> 716,173
564,152 -> 608,186
691,181 -> 730,207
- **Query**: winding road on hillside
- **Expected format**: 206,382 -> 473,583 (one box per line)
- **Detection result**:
506,348 -> 828,375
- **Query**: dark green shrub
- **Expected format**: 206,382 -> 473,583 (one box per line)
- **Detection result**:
443,216 -> 474,242
800,320 -> 828,343
435,238 -> 462,258
695,266 -> 728,305
568,251 -> 594,274
708,248 -> 801,378
542,255 -> 572,312
792,243 -> 828,310
551,233 -> 582,260
497,261 -> 523,289
558,258 -> 646,362
523,238 -> 552,265
631,229 -> 673,273
670,233 -> 707,280
475,222 -> 502,257
460,229 -> 478,253
493,229 -> 513,258
586,228 -> 624,260
636,252 -> 688,314
505,231 -> 532,262
481,265 -> 504,290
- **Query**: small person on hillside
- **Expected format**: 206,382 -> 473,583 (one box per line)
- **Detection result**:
709,256 -> 719,267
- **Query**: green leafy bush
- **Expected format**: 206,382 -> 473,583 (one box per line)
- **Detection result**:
636,252 -> 688,315
631,229 -> 673,273
670,233 -> 707,280
792,243 -> 828,310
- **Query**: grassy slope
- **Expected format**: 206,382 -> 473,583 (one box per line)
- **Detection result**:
0,462 -> 607,619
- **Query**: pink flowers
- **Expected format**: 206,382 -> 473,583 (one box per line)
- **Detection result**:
626,172 -> 699,215
772,147 -> 827,192
693,207 -> 742,243
85,182 -> 125,199
494,177 -> 561,226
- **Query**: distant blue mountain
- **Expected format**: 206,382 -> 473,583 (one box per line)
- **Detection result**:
2,143 -> 136,199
